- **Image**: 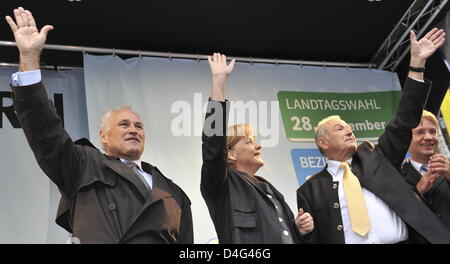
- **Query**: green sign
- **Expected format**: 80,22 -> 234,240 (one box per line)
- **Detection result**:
277,90 -> 402,142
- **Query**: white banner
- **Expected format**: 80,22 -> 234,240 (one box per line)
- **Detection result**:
0,67 -> 88,243
83,54 -> 401,243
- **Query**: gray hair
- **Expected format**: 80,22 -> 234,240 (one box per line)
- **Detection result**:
100,105 -> 142,132
315,115 -> 341,156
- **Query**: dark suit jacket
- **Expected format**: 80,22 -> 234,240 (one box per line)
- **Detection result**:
297,78 -> 450,244
12,81 -> 193,244
201,100 -> 301,244
401,160 -> 450,232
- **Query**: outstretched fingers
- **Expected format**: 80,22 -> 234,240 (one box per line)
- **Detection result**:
221,54 -> 227,64
228,58 -> 236,70
433,32 -> 446,49
207,55 -> 213,65
40,25 -> 54,38
19,7 -> 29,27
423,27 -> 439,40
428,28 -> 443,42
213,52 -> 220,64
25,10 -> 36,28
5,16 -> 18,32
424,28 -> 446,48
6,7 -> 40,32
13,8 -> 23,28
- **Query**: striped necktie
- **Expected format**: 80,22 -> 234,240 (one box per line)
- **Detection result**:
126,161 -> 151,192
420,164 -> 429,173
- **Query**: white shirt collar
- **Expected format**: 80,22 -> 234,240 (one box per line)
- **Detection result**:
409,158 -> 425,174
327,157 -> 353,176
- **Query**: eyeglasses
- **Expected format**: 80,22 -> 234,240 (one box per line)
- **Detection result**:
412,129 -> 438,137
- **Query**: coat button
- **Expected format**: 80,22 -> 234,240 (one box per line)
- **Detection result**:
104,175 -> 112,185
332,183 -> 338,190
108,203 -> 116,211
337,225 -> 343,231
333,203 -> 340,209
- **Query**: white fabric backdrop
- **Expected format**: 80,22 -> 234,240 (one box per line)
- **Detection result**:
83,54 -> 401,243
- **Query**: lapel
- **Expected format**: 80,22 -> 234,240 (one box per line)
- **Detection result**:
140,163 -> 173,209
317,166 -> 334,182
259,176 -> 295,217
256,176 -> 284,202
120,163 -> 175,241
350,157 -> 363,181
402,159 -> 422,185
352,141 -> 407,200
352,142 -> 375,185
235,169 -> 268,196
238,171 -> 296,225
103,155 -> 149,200
352,141 -> 393,187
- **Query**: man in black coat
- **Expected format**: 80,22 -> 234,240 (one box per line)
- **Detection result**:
201,53 -> 314,244
297,28 -> 450,243
6,7 -> 193,244
402,110 -> 450,231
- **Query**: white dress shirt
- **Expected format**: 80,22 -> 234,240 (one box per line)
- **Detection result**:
410,159 -> 428,176
12,70 -> 41,86
327,158 -> 408,244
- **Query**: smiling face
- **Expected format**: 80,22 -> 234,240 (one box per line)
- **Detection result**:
100,109 -> 145,161
227,124 -> 264,176
316,116 -> 357,161
409,117 -> 439,163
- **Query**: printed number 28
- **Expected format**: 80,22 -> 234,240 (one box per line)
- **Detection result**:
291,116 -> 313,131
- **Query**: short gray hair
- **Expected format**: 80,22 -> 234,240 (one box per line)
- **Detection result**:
315,115 -> 341,156
100,105 -> 142,132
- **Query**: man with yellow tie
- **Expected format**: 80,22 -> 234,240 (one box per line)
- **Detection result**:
296,28 -> 450,244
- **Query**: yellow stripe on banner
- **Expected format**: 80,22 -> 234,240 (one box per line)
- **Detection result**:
442,90 -> 450,129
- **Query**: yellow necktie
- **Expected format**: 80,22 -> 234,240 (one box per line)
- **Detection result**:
341,162 -> 371,236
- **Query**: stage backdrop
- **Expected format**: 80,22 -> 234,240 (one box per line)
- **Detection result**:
84,54 -> 401,243
0,67 -> 88,243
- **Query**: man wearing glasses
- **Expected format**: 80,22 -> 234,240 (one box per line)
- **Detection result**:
402,110 -> 450,232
